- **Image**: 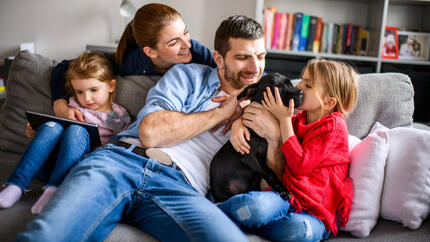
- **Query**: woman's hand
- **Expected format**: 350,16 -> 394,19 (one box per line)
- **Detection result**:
230,118 -> 251,154
242,102 -> 281,145
25,122 -> 36,139
262,87 -> 294,121
53,99 -> 84,121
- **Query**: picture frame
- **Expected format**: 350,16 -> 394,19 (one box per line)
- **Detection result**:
397,31 -> 430,60
382,26 -> 398,59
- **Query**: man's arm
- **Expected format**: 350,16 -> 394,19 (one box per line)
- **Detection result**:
139,93 -> 238,148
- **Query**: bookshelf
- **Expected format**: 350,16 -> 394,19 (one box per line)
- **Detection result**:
255,0 -> 430,73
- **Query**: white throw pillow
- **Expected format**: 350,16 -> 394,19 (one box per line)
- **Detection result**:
340,124 -> 389,237
380,125 -> 430,229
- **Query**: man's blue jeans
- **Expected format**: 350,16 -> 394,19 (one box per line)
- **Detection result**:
16,144 -> 248,242
218,191 -> 329,241
6,121 -> 90,191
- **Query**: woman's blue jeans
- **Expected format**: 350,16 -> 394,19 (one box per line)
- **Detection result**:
16,143 -> 248,242
218,191 -> 329,242
6,121 -> 90,191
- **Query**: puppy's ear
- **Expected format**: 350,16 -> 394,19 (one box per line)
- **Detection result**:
237,83 -> 259,100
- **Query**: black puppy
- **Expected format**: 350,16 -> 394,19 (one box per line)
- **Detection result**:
210,73 -> 303,203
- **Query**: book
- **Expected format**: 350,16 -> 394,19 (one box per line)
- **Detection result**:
343,23 -> 353,54
271,12 -> 282,49
348,25 -> 358,55
336,24 -> 343,54
321,23 -> 328,53
359,30 -> 369,56
355,26 -> 364,55
263,7 -> 275,49
312,17 -> 323,53
277,13 -> 288,49
284,13 -> 294,50
299,14 -> 310,51
292,12 -> 303,51
326,23 -> 334,53
306,16 -> 317,51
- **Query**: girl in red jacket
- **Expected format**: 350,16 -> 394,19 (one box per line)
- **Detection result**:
218,58 -> 359,241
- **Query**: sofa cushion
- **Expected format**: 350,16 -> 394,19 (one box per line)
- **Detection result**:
0,51 -> 57,154
340,123 -> 389,237
377,123 -> 430,230
346,73 -> 414,139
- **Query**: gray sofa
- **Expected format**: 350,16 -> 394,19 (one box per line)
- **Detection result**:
0,51 -> 429,241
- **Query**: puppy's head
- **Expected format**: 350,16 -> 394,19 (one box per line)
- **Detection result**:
238,73 -> 303,107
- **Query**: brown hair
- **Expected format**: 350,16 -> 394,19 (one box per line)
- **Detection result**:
115,3 -> 181,65
66,52 -> 116,106
302,58 -> 359,117
214,15 -> 264,57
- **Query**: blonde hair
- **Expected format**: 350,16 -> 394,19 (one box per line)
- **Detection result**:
66,52 -> 116,106
302,58 -> 359,117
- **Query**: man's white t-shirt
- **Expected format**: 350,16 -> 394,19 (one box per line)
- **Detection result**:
153,90 -> 230,195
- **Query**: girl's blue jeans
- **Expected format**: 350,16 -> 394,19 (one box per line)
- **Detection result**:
16,143 -> 248,242
218,191 -> 330,242
6,121 -> 90,191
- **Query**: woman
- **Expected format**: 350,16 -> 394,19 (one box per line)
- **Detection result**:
51,3 -> 216,121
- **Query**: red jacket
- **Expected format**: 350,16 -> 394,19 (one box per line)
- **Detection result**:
280,111 -> 353,234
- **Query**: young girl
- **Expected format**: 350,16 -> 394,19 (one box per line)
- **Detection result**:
219,58 -> 358,241
0,52 -> 130,214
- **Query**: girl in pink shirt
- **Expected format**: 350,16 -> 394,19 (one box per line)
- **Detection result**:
0,52 -> 130,214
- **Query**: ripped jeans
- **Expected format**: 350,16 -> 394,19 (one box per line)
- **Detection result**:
218,191 -> 330,242
6,121 -> 90,191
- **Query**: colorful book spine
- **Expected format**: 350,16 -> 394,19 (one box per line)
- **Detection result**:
263,8 -> 275,49
299,14 -> 310,51
271,12 -> 282,49
321,23 -> 328,53
306,16 -> 317,51
336,24 -> 343,54
327,23 -> 334,53
312,17 -> 323,53
344,23 -> 353,54
277,13 -> 288,49
284,13 -> 294,50
292,12 -> 303,51
355,26 -> 364,55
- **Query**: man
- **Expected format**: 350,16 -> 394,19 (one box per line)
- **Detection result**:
17,15 -> 266,242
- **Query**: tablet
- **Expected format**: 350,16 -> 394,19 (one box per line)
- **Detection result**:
25,110 -> 101,149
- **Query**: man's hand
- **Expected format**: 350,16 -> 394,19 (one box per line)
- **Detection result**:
211,92 -> 242,134
242,102 -> 281,145
53,99 -> 84,121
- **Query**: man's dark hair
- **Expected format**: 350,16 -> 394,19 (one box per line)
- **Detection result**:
214,15 -> 264,57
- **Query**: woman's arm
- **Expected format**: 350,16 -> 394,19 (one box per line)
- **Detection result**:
190,39 -> 217,68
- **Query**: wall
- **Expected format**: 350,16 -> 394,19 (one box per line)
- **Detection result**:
0,0 -> 255,64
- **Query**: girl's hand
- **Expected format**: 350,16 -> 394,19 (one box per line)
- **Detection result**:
262,87 -> 294,120
25,122 -> 36,139
53,99 -> 84,122
230,118 -> 251,154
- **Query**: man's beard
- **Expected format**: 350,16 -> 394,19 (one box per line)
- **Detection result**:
223,64 -> 259,90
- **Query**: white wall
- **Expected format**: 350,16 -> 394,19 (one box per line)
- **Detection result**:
0,0 -> 256,64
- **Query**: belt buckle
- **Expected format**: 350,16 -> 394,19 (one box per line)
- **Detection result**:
146,148 -> 173,166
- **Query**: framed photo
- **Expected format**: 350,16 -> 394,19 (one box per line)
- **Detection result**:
398,31 -> 430,60
382,26 -> 398,59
